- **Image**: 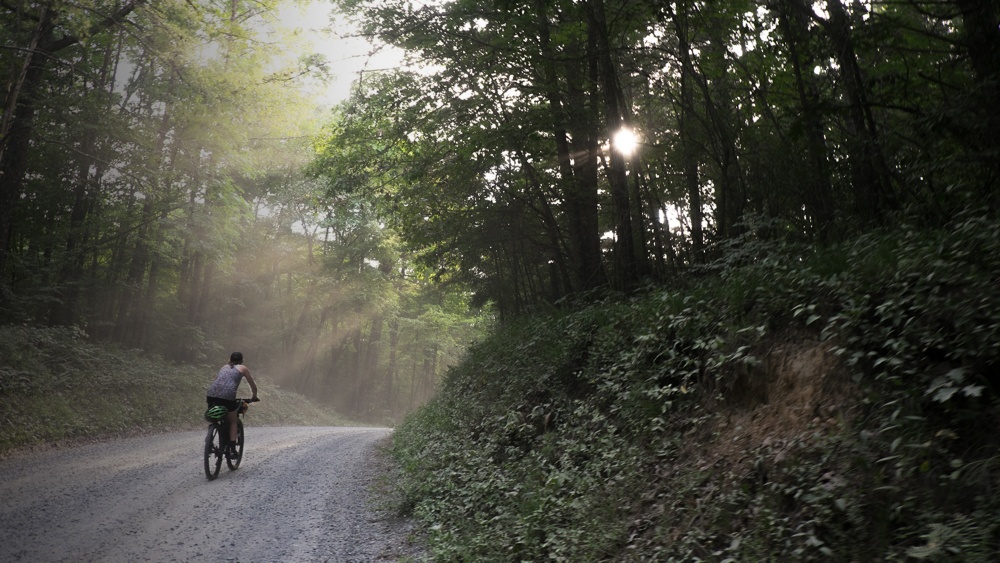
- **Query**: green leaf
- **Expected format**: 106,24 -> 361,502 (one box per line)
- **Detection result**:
962,384 -> 984,397
932,386 -> 959,403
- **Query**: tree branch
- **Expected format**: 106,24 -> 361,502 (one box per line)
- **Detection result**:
42,0 -> 148,53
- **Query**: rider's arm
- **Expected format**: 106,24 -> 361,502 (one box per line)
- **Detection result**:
239,365 -> 259,400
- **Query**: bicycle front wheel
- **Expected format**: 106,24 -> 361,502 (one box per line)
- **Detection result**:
226,419 -> 244,470
204,424 -> 223,480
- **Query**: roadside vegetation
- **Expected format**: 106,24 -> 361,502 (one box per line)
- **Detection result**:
0,328 -> 348,457
391,215 -> 1000,561
4,1 -> 1000,558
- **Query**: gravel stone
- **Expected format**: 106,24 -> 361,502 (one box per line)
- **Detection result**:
0,426 -> 424,562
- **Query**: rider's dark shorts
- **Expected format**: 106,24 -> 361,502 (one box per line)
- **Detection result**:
206,396 -> 239,412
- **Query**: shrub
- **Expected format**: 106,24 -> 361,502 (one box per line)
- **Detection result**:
392,214 -> 1000,561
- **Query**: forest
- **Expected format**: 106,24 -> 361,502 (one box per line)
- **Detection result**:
3,0 -> 998,427
323,0 -> 998,306
321,1 -> 997,557
3,0 -> 1000,558
0,0 -> 489,422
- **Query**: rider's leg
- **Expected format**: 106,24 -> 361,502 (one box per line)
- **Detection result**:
227,410 -> 238,443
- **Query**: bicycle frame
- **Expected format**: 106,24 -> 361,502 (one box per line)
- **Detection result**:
204,397 -> 258,480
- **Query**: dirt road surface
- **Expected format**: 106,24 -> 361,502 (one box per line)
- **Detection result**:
0,426 -> 421,562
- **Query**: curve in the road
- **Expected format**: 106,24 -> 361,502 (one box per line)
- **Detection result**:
0,426 -> 415,562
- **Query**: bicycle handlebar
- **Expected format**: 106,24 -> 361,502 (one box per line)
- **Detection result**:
234,397 -> 259,416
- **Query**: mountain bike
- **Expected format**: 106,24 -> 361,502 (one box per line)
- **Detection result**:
204,397 -> 259,480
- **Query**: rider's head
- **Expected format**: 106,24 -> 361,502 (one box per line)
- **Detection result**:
230,351 -> 244,365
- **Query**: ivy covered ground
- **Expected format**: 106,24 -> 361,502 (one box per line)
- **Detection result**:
391,215 -> 1000,561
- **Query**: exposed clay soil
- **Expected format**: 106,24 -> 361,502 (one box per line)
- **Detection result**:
634,339 -> 859,549
713,338 -> 857,461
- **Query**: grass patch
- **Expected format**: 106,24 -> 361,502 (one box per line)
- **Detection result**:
0,325 -> 352,456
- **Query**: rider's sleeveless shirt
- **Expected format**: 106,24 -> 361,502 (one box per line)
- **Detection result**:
207,364 -> 243,400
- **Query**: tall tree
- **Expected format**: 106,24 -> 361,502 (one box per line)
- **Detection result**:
0,0 -> 147,274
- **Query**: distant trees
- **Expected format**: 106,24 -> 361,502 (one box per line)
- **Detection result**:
0,0 -> 487,421
325,0 -> 999,316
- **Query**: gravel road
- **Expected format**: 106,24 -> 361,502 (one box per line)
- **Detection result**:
0,426 -> 422,562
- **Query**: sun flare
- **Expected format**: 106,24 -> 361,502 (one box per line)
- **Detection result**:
612,127 -> 639,156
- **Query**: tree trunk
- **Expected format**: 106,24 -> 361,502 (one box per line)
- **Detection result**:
776,0 -> 836,241
824,0 -> 895,226
350,324 -> 364,413
672,3 -> 705,262
49,124 -> 100,326
114,193 -> 158,344
193,260 -> 215,327
288,278 -> 318,353
0,10 -> 53,275
589,0 -> 639,290
699,31 -> 746,241
535,0 -> 606,291
365,315 -> 383,388
629,155 -> 650,278
387,318 -> 399,414
955,0 -> 1000,205
186,252 -> 204,324
515,150 -> 574,300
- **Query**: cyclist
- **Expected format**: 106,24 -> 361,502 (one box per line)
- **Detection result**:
206,352 -> 258,457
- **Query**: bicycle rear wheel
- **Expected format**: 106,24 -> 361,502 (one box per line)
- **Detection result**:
204,424 -> 223,480
226,419 -> 244,470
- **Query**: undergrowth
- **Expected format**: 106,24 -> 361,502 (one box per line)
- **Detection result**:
0,326 -> 349,456
392,213 -> 1000,561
